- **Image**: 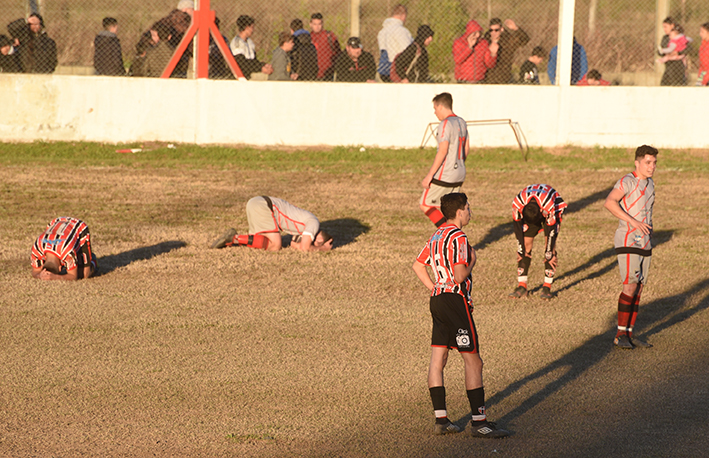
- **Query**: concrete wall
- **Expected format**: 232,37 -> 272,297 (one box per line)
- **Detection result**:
1,73 -> 707,149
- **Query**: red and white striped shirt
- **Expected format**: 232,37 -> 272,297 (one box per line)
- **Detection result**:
31,217 -> 93,272
512,184 -> 567,226
417,223 -> 472,304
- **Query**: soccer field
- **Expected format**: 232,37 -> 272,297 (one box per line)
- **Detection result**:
1,143 -> 708,457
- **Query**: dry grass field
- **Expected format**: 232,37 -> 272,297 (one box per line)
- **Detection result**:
1,143 -> 708,457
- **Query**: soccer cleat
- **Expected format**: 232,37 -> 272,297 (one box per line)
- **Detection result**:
469,421 -> 509,439
539,286 -> 553,300
614,334 -> 634,349
433,420 -> 461,435
210,228 -> 237,249
630,337 -> 653,348
509,286 -> 528,298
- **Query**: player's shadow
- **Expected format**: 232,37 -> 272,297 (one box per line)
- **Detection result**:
95,241 -> 187,276
473,186 -> 613,251
320,218 -> 370,249
530,229 -> 674,296
454,276 -> 709,432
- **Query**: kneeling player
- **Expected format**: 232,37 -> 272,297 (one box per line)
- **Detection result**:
211,196 -> 333,252
31,216 -> 97,281
509,184 -> 567,299
413,193 -> 508,438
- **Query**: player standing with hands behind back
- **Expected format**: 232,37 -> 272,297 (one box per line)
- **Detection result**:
413,193 -> 509,438
604,145 -> 657,349
420,93 -> 469,227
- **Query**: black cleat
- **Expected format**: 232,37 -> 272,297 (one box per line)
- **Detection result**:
614,334 -> 634,349
433,420 -> 461,435
470,421 -> 509,439
539,286 -> 553,300
509,286 -> 528,298
630,337 -> 653,348
210,228 -> 237,249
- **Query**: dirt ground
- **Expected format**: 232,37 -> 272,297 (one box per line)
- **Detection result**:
1,158 -> 708,457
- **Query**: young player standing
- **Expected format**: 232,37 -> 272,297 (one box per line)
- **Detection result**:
509,184 -> 567,299
31,216 -> 97,281
413,193 -> 509,438
420,92 -> 469,227
604,145 -> 657,349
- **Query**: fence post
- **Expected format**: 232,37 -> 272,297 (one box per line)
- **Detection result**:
556,0 -> 576,87
654,0 -> 670,80
350,0 -> 361,38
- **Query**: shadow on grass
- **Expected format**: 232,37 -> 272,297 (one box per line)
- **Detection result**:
95,241 -> 187,276
319,218 -> 370,249
473,186 -> 614,251
466,276 -> 709,433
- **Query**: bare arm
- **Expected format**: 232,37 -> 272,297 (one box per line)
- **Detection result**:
290,234 -> 333,252
453,244 -> 476,284
604,187 -> 652,235
412,260 -> 434,291
422,140 -> 449,188
32,266 -> 80,281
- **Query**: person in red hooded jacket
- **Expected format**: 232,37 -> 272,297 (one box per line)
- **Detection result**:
453,20 -> 497,83
698,22 -> 709,86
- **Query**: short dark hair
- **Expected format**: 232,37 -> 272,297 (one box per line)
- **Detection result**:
311,13 -> 323,21
432,92 -> 453,110
489,18 -> 502,27
587,69 -> 602,80
522,200 -> 543,225
635,145 -> 658,160
29,13 -> 44,28
278,31 -> 293,47
236,15 -> 255,32
290,19 -> 304,31
391,4 -> 407,17
318,230 -> 333,245
673,24 -> 684,34
43,255 -> 61,275
440,193 -> 468,220
103,17 -> 117,29
702,22 -> 709,33
662,16 -> 675,25
532,46 -> 545,57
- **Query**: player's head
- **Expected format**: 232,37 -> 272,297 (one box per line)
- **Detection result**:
432,92 -> 453,120
441,192 -> 470,223
634,145 -> 658,179
236,15 -> 255,33
522,200 -> 544,225
43,253 -> 62,274
314,230 -> 333,251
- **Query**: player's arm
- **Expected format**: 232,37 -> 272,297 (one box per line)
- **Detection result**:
33,267 -> 80,281
453,260 -> 474,284
512,218 -> 526,260
463,136 -> 470,161
422,140 -> 449,188
604,187 -> 652,235
412,260 -> 434,291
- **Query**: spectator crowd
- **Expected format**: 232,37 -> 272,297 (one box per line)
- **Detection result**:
1,2 -> 708,87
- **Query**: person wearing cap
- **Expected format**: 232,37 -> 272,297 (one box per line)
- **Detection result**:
392,24 -> 434,83
176,0 -> 194,16
333,36 -> 376,83
0,34 -> 20,73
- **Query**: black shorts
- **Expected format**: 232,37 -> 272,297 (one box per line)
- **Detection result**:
522,219 -> 543,238
430,293 -> 479,353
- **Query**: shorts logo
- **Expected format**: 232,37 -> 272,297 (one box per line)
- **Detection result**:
456,329 -> 470,348
523,224 -> 529,232
517,267 -> 524,276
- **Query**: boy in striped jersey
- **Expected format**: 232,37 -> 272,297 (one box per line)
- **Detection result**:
413,193 -> 508,438
420,92 -> 469,227
604,145 -> 657,349
31,216 -> 96,281
509,184 -> 567,299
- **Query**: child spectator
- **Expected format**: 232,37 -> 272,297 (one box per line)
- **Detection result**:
576,69 -> 611,86
658,25 -> 689,58
94,17 -> 124,76
697,23 -> 709,86
519,46 -> 544,84
269,32 -> 296,81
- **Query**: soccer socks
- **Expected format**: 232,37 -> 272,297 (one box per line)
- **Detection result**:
617,292 -> 634,337
543,259 -> 556,288
424,207 -> 446,227
628,293 -> 641,338
235,234 -> 270,250
467,387 -> 487,424
429,386 -> 449,423
517,256 -> 531,288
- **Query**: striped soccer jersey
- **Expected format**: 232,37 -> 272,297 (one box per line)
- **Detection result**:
434,115 -> 468,184
269,197 -> 320,239
613,172 -> 654,255
512,184 -> 567,226
417,223 -> 472,304
31,217 -> 92,272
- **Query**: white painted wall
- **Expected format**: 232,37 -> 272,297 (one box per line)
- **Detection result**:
1,74 -> 707,149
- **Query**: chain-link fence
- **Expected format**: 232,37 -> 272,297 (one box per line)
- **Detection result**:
1,0 -> 707,85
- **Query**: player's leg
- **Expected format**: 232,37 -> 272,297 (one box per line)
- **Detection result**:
614,254 -> 651,348
420,184 -> 460,227
540,224 -> 559,299
510,219 -> 533,298
461,347 -> 509,438
428,295 -> 460,435
627,256 -> 652,348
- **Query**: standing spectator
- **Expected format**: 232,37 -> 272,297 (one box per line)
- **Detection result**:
289,19 -> 318,81
698,22 -> 709,86
658,17 -> 685,86
333,36 -> 376,82
519,46 -> 544,84
166,10 -> 192,78
377,4 -> 413,82
0,35 -> 20,73
209,17 -> 234,79
129,20 -> 163,77
143,22 -> 174,77
576,69 -> 611,86
453,20 -> 497,83
269,32 -> 295,81
15,13 -> 57,74
484,18 -> 530,84
309,13 -> 340,81
547,36 -> 587,85
94,17 -> 124,76
392,24 -> 434,83
230,15 -> 273,80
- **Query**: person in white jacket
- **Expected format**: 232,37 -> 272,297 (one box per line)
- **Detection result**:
377,4 -> 413,82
